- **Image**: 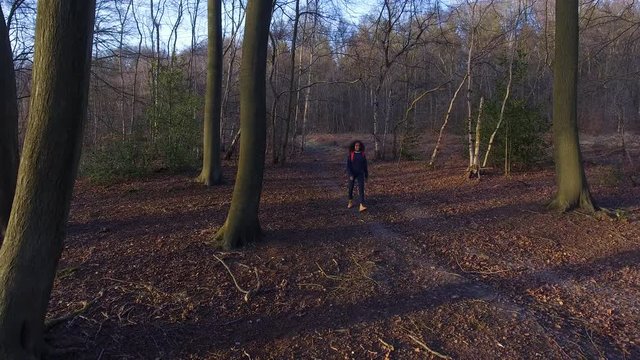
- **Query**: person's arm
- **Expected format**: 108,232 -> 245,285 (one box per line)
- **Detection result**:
346,154 -> 354,177
364,157 -> 369,179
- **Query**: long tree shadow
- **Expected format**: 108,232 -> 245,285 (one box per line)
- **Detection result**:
50,247 -> 640,359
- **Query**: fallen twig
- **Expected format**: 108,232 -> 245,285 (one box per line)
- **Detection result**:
45,289 -> 105,331
378,337 -> 395,351
407,334 -> 452,359
453,256 -> 509,276
316,262 -> 342,280
350,255 -> 379,286
213,253 -> 260,302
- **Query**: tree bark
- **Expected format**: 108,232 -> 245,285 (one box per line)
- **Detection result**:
0,0 -> 95,357
214,0 -> 273,249
549,0 -> 596,213
197,0 -> 223,185
0,7 -> 19,239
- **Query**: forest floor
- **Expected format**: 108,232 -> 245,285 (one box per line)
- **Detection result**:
48,133 -> 640,359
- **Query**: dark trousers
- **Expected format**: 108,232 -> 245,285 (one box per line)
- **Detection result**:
348,173 -> 365,204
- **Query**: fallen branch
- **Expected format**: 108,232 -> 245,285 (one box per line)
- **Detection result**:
316,262 -> 342,281
213,253 -> 261,302
407,334 -> 452,360
378,337 -> 395,351
45,289 -> 105,331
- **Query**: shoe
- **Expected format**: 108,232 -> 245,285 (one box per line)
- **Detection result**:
359,204 -> 367,212
347,200 -> 353,209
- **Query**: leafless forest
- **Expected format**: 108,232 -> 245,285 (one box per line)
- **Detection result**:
2,1 -> 640,358
5,0 -> 640,173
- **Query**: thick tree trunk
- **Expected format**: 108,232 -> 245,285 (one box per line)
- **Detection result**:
197,0 -> 223,186
0,7 -> 18,238
214,0 -> 273,249
549,0 -> 596,213
0,0 -> 96,357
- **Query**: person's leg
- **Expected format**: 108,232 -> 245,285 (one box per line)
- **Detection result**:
357,174 -> 366,211
347,177 -> 355,208
357,174 -> 365,203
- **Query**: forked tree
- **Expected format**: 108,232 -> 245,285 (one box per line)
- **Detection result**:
0,7 -> 18,238
549,0 -> 597,212
0,0 -> 96,357
197,0 -> 224,185
213,0 -> 274,249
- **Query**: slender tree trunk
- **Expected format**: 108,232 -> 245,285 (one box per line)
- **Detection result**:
291,47 -> 304,153
116,0 -> 132,140
372,83 -> 383,159
168,0 -> 184,65
268,33 -> 280,164
221,43 -> 237,148
549,0 -> 596,212
301,45 -> 313,152
470,97 -> 484,177
214,0 -> 273,249
131,0 -> 143,136
0,0 -> 95,357
381,89 -> 391,160
280,0 -> 300,164
301,0 -> 317,153
429,74 -> 468,167
466,29 -> 475,170
224,129 -> 241,160
483,43 -> 514,168
617,111 -> 633,167
0,7 -> 18,238
197,0 -> 223,185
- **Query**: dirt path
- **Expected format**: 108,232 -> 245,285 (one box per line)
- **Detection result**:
47,136 -> 640,359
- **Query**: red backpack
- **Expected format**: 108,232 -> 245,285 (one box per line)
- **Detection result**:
350,151 -> 366,162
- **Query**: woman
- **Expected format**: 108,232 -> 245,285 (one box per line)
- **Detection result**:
346,140 -> 368,212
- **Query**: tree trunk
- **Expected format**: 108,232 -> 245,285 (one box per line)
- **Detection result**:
301,45 -> 313,152
0,7 -> 18,238
469,97 -> 484,178
466,29 -> 475,170
197,0 -> 223,186
280,0 -> 300,164
381,89 -> 391,160
429,74 -> 468,167
268,33 -> 280,164
549,0 -> 596,213
372,84 -> 382,159
224,129 -> 241,160
214,0 -> 273,249
483,38 -> 515,168
0,0 -> 95,357
130,0 -> 143,135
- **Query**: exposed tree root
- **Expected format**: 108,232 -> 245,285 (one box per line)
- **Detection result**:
195,172 -> 224,187
45,289 -> 104,331
548,189 -> 597,214
212,223 -> 262,250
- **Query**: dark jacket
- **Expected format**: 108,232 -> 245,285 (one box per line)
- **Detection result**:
347,141 -> 368,178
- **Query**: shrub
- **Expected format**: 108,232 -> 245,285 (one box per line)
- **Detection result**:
81,139 -> 150,183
